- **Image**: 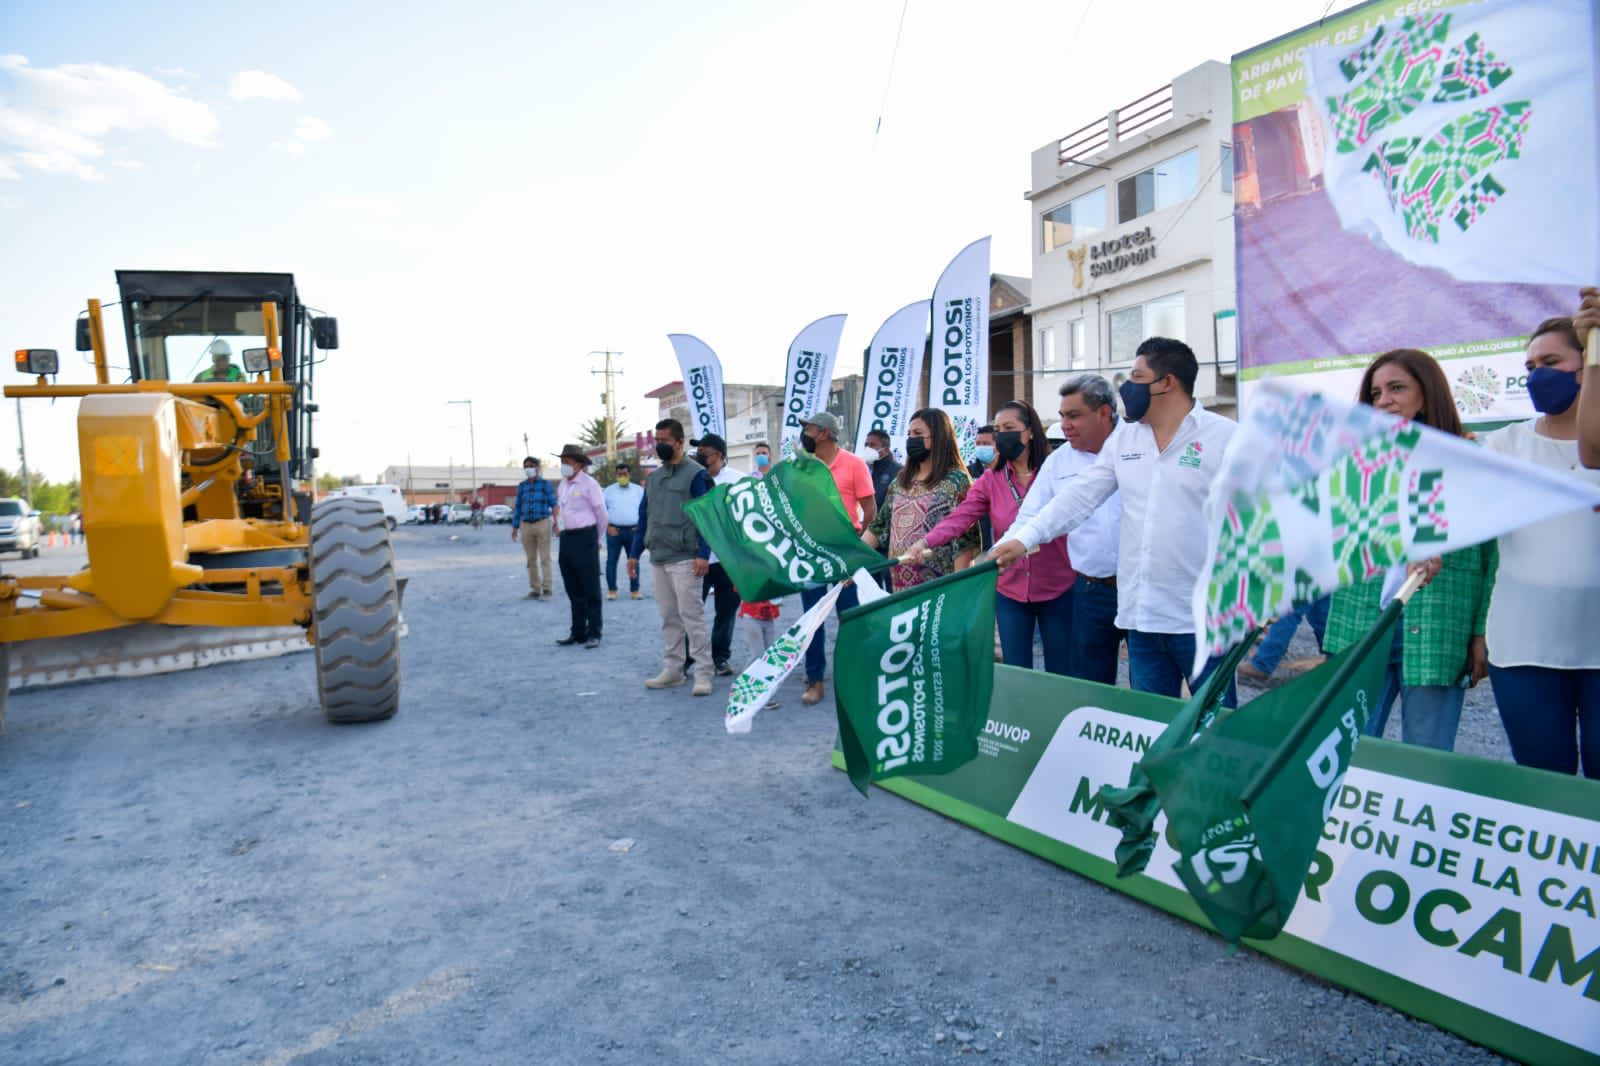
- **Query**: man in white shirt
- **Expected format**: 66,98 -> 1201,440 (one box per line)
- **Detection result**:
692,433 -> 747,675
1012,373 -> 1125,685
995,338 -> 1238,704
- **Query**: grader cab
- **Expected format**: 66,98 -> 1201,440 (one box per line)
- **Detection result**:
0,270 -> 401,724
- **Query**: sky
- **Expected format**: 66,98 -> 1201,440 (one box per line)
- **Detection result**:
0,0 -> 1366,483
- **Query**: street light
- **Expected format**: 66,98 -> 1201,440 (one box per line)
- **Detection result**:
447,400 -> 477,514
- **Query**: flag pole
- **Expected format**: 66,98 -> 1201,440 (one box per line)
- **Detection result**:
1238,569 -> 1428,808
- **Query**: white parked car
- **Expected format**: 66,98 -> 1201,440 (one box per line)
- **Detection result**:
482,504 -> 512,524
0,498 -> 42,558
323,483 -> 408,530
406,504 -> 427,524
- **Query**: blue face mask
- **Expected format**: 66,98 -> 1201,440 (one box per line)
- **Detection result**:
1527,366 -> 1580,415
971,445 -> 996,464
1120,378 -> 1158,422
755,453 -> 770,468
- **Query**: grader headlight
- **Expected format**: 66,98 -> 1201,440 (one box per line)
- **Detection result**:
14,349 -> 58,375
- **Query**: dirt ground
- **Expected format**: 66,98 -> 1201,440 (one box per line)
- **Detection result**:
0,528 -> 1513,1065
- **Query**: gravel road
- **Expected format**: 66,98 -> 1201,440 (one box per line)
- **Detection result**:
0,528 -> 1514,1064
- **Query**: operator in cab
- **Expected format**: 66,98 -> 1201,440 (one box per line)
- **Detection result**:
194,340 -> 244,382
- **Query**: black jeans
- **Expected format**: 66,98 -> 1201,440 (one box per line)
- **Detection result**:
702,563 -> 741,667
559,526 -> 603,640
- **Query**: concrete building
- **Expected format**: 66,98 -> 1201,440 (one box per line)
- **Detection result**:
379,464 -> 534,507
1025,62 -> 1237,415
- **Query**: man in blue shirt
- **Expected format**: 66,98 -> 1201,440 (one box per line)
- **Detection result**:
603,462 -> 645,600
510,456 -> 559,599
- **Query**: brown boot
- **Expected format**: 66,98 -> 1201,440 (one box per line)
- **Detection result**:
801,681 -> 826,706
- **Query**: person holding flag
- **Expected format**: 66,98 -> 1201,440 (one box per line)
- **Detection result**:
861,408 -> 978,592
796,411 -> 877,706
991,338 -> 1238,703
1578,288 -> 1600,470
1481,317 -> 1600,776
902,399 -> 1073,674
1322,349 -> 1494,752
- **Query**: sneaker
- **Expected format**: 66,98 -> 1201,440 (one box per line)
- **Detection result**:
644,671 -> 686,690
584,637 -> 601,649
631,591 -> 643,600
607,590 -> 618,601
692,675 -> 713,697
525,590 -> 541,599
715,661 -> 734,677
801,681 -> 825,706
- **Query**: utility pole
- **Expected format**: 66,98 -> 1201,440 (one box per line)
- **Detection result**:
15,399 -> 31,508
448,400 -> 477,510
589,351 -> 622,466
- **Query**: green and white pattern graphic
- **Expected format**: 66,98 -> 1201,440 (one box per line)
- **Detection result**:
725,582 -> 844,734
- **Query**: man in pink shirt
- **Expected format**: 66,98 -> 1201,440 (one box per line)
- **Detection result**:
796,411 -> 877,705
555,444 -> 608,648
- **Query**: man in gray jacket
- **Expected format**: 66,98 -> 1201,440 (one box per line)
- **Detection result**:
629,418 -> 715,696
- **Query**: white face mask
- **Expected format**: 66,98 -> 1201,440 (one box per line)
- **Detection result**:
561,463 -> 577,479
524,467 -> 539,479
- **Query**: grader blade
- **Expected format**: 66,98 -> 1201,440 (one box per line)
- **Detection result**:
7,624 -> 310,690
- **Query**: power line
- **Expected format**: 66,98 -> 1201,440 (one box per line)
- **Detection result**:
871,0 -> 912,140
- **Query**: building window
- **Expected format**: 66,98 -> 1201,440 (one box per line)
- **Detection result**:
1116,147 -> 1198,223
1039,326 -> 1057,368
1068,318 -> 1088,369
1041,187 -> 1106,252
1220,143 -> 1233,194
1106,293 -> 1186,366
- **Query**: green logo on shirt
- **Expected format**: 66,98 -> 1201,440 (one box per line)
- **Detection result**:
1179,441 -> 1205,469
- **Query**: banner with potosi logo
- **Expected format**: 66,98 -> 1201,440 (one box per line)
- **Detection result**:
778,314 -> 846,459
667,334 -> 725,440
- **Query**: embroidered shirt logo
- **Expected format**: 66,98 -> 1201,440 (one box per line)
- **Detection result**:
1179,441 -> 1205,469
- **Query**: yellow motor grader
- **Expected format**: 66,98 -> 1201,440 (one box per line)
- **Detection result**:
1,270 -> 401,724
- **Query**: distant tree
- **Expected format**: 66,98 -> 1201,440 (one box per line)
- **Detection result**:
576,417 -> 626,449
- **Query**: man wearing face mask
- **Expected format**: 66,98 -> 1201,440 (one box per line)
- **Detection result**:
752,441 -> 774,476
603,463 -> 645,601
630,419 -> 716,696
554,444 -> 608,648
994,338 -> 1238,704
510,456 -> 558,600
966,424 -> 997,552
864,429 -> 902,507
690,433 -> 746,675
796,411 -> 877,705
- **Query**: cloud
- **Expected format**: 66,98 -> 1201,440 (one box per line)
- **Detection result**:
113,159 -> 143,170
275,115 -> 332,156
228,69 -> 302,103
0,54 -> 216,180
0,158 -> 16,180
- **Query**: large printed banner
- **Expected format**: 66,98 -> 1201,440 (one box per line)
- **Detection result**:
930,238 -> 990,458
1230,0 -> 1598,421
778,314 -> 846,459
667,334 -> 725,440
837,667 -> 1600,1065
853,300 -> 929,462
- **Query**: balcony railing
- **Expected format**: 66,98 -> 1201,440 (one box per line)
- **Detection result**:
1055,82 -> 1175,168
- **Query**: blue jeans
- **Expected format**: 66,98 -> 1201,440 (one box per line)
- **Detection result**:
1250,596 -> 1330,675
1069,576 -> 1123,686
1489,664 -> 1600,778
801,582 -> 860,684
605,525 -> 639,592
995,590 -> 1073,675
1126,630 -> 1237,708
1363,627 -> 1464,751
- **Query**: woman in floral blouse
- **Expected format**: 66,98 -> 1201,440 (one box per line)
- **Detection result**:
861,408 -> 979,591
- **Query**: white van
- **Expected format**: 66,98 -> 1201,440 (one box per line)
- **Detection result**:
324,484 -> 408,530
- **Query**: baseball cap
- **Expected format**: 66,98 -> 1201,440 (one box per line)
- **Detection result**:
801,411 -> 841,436
689,432 -> 727,455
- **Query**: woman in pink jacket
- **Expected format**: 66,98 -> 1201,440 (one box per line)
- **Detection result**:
905,400 -> 1075,674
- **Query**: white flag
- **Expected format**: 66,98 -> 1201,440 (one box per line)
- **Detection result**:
1304,0 -> 1599,285
778,314 -> 846,459
1193,379 -> 1600,672
930,237 -> 990,460
667,334 -> 725,440
853,301 -> 929,462
725,583 -> 844,734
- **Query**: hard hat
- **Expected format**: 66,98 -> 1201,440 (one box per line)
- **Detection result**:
1045,420 -> 1066,441
207,339 -> 233,358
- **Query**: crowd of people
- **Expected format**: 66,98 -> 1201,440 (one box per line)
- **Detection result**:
500,293 -> 1598,783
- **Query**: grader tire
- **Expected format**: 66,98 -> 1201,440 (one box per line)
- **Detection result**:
310,496 -> 400,723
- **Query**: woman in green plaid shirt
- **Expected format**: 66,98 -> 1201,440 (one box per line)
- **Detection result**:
1324,350 -> 1493,752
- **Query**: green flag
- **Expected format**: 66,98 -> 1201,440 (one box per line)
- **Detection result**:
1097,633 -> 1259,878
684,455 -> 886,601
833,562 -> 998,796
1141,606 -> 1400,943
